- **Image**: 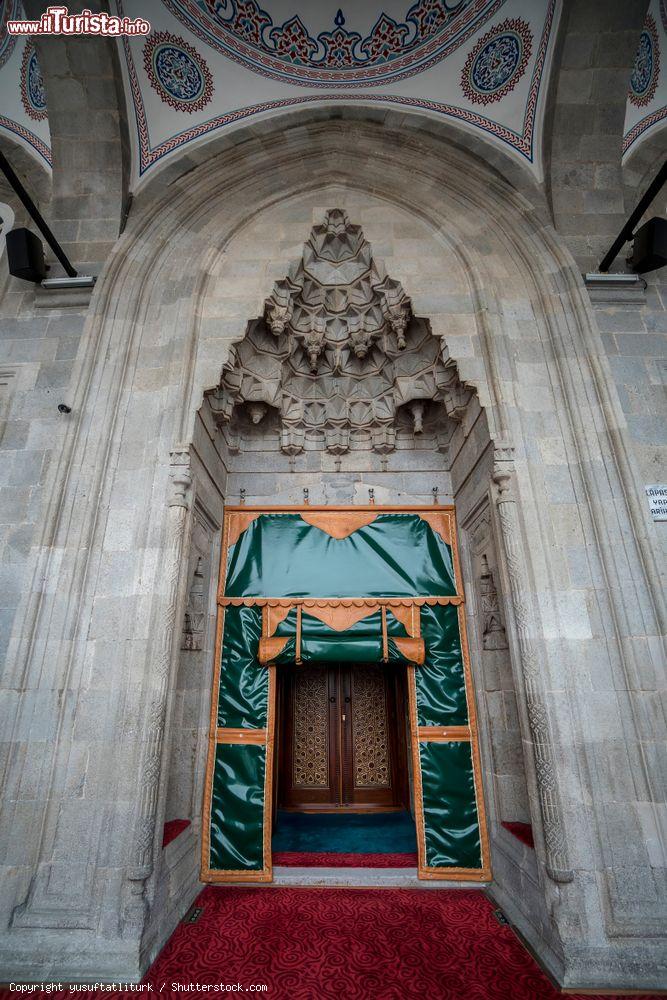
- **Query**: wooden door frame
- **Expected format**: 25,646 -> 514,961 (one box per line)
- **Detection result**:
276,662 -> 409,813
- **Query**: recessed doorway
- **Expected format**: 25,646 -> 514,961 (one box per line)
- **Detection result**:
274,662 -> 415,859
277,663 -> 410,812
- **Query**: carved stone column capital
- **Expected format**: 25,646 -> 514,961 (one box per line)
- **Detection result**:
169,447 -> 192,509
492,443 -> 516,502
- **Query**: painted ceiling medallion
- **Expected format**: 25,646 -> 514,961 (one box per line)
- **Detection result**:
20,42 -> 47,121
143,31 -> 214,112
0,0 -> 20,71
629,13 -> 660,108
162,0 -> 505,87
208,209 -> 473,458
461,17 -> 532,105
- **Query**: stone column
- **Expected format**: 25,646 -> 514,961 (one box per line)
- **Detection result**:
122,449 -> 193,937
492,445 -> 573,884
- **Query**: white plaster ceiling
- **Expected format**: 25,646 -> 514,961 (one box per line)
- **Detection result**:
0,0 -> 664,191
116,0 -> 560,187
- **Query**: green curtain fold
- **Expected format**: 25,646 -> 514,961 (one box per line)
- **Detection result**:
420,741 -> 482,869
209,743 -> 266,872
225,513 -> 457,598
270,608 -> 417,665
416,604 -> 468,727
217,607 -> 268,730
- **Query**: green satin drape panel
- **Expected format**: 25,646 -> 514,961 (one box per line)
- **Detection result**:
414,604 -> 481,869
416,604 -> 468,727
419,741 -> 481,869
272,608 -> 414,664
217,607 -> 268,730
272,636 -> 416,665
209,743 -> 266,872
225,514 -> 457,598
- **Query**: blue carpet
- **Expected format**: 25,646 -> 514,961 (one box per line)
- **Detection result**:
271,810 -> 417,853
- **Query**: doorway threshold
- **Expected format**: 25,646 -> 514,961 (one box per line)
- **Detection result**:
272,866 -> 490,889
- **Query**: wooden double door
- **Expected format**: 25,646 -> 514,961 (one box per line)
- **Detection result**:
278,663 -> 409,811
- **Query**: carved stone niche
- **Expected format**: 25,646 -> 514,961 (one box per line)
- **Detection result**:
469,508 -> 508,652
181,556 -> 206,651
207,209 -> 473,457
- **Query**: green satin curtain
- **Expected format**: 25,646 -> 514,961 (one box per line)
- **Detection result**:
271,608 -> 415,665
416,604 -> 468,726
225,513 -> 457,598
209,743 -> 266,871
206,512 -> 484,877
420,741 -> 481,869
217,607 -> 268,730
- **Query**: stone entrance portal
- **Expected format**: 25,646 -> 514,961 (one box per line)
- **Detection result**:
180,207 -> 522,889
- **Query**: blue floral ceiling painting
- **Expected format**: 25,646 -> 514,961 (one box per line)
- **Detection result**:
623,0 -> 667,158
0,0 -> 52,167
0,0 -> 663,190
116,0 -> 561,184
161,0 -> 504,86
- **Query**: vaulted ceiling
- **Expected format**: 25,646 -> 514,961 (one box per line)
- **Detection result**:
1,0 -> 665,192
0,0 -> 665,278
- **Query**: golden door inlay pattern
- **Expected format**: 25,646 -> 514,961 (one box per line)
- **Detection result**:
292,668 -> 329,787
352,667 -> 390,788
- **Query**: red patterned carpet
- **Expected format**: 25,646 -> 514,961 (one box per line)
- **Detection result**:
2,887 -> 661,1000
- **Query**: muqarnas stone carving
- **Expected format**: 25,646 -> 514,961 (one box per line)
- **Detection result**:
209,209 -> 472,456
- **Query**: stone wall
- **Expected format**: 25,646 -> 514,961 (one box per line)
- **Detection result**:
592,271 -> 667,562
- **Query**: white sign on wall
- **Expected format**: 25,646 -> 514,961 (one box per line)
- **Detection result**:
645,485 -> 667,521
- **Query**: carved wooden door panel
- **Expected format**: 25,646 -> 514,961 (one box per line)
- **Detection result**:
279,664 -> 406,810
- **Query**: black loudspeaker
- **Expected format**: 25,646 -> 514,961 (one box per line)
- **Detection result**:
5,227 -> 46,282
629,216 -> 667,274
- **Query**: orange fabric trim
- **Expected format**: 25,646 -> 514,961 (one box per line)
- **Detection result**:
295,605 -> 302,665
215,728 -> 267,745
303,604 -> 381,632
226,511 -> 263,548
392,637 -> 425,665
389,604 -> 420,637
417,726 -> 471,741
258,636 -> 290,664
417,511 -> 451,547
265,604 -> 292,635
299,510 -> 379,539
218,596 -> 462,608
